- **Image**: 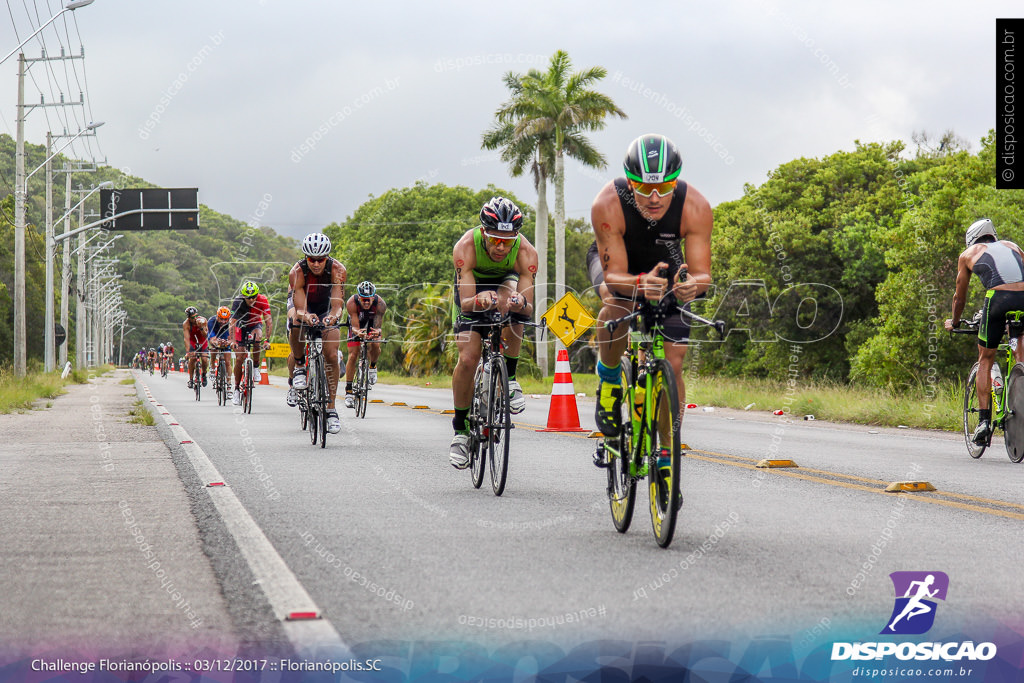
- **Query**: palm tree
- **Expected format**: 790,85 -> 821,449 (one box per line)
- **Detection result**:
482,51 -> 626,371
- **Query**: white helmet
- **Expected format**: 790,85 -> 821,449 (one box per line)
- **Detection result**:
302,232 -> 332,257
965,218 -> 997,247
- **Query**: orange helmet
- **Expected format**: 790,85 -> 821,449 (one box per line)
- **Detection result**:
217,306 -> 230,320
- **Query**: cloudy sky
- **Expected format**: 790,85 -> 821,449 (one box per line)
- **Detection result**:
0,0 -> 1015,240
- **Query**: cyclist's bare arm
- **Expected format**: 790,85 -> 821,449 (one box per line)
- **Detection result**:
325,264 -> 347,324
289,262 -> 310,323
946,250 -> 975,330
373,300 -> 387,329
678,187 -> 713,303
591,183 -> 639,299
511,237 -> 539,316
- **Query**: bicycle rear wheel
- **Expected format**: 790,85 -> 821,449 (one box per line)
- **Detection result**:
608,364 -> 636,533
469,364 -> 486,489
193,364 -> 201,401
963,363 -> 986,459
487,356 -> 511,496
1003,362 -> 1024,463
647,359 -> 681,548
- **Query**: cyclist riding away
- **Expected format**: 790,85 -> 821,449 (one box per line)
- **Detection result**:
587,134 -> 713,476
208,306 -> 232,398
344,281 -> 387,408
182,306 -> 210,388
448,196 -> 539,469
287,232 -> 348,434
944,218 -> 1024,444
229,281 -> 273,406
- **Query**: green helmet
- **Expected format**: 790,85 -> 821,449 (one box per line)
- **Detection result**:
241,281 -> 259,297
623,134 -> 682,184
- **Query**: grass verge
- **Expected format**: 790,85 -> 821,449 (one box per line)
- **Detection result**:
127,399 -> 155,426
377,371 -> 962,432
0,365 -> 113,413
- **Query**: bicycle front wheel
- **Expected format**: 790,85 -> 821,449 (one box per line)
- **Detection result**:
243,358 -> 254,414
487,356 -> 511,496
356,356 -> 368,419
963,363 -> 986,459
314,355 -> 328,448
608,363 -> 636,534
1003,362 -> 1024,463
469,364 -> 486,489
647,359 -> 681,548
193,365 -> 201,401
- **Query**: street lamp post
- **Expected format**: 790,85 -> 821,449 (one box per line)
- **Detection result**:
7,0 -> 97,376
43,170 -> 108,370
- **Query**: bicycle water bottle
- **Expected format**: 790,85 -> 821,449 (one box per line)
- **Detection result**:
992,363 -> 1004,410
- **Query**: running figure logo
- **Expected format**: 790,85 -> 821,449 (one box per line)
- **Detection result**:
881,571 -> 949,635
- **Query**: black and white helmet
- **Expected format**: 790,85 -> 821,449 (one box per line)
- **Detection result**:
357,281 -> 376,298
302,232 -> 332,257
965,218 -> 997,247
479,197 -> 523,235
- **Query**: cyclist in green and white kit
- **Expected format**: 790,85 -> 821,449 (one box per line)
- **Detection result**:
448,197 -> 539,469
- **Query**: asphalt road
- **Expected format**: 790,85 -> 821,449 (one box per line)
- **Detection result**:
138,369 -> 1024,659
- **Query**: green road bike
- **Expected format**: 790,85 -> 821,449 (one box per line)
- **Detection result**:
596,287 -> 725,548
953,311 -> 1024,463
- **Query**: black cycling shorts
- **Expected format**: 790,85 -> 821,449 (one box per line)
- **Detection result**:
585,241 -> 692,344
979,289 -> 1024,349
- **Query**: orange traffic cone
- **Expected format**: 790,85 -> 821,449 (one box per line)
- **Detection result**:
538,348 -> 588,432
259,358 -> 270,385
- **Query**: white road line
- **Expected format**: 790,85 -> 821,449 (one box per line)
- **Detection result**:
140,379 -> 347,659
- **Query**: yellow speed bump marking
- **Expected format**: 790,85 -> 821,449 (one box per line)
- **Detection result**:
885,481 -> 936,493
441,409 -> 455,414
391,401 -> 407,406
413,405 -> 430,410
588,431 -> 603,438
756,459 -> 799,468
370,399 -> 384,404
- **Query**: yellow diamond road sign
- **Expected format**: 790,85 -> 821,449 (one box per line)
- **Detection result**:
542,292 -> 596,347
264,342 -> 291,359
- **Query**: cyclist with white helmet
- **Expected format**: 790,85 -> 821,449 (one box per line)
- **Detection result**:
287,232 -> 347,434
945,218 -> 1024,444
448,196 -> 539,469
588,134 -> 713,483
343,281 -> 387,408
229,281 -> 273,405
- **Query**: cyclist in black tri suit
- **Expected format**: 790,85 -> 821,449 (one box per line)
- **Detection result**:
945,218 -> 1024,444
343,281 -> 387,408
588,134 -> 713,487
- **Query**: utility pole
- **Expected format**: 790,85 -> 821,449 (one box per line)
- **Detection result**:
14,54 -> 26,376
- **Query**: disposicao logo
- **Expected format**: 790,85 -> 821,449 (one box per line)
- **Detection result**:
881,571 -> 948,635
831,571 -> 997,662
